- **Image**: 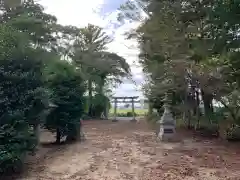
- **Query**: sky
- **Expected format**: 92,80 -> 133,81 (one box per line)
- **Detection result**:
39,0 -> 144,99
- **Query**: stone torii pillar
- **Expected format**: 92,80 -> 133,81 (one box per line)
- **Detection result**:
113,97 -> 118,122
131,97 -> 136,122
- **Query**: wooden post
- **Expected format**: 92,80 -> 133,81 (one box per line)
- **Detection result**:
113,98 -> 117,122
131,97 -> 136,121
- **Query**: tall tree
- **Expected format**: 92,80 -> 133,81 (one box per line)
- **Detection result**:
0,24 -> 49,174
118,0 -> 240,129
71,24 -> 130,117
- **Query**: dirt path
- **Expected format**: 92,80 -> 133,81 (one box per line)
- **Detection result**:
15,120 -> 240,180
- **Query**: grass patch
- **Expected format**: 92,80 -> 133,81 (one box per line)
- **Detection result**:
109,108 -> 148,116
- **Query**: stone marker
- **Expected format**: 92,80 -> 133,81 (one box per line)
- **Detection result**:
157,94 -> 176,141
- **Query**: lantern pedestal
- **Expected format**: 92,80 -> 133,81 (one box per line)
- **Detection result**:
157,95 -> 176,141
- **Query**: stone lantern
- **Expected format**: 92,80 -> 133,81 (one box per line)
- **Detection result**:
157,93 -> 176,141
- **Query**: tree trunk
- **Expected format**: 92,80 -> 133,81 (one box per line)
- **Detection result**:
33,123 -> 40,145
201,89 -> 213,117
66,122 -> 81,142
183,90 -> 189,128
98,76 -> 105,95
75,123 -> 81,141
187,110 -> 191,129
88,79 -> 93,117
98,75 -> 108,119
148,102 -> 153,115
80,126 -> 86,141
104,102 -> 109,119
184,91 -> 192,129
56,128 -> 61,144
195,90 -> 200,129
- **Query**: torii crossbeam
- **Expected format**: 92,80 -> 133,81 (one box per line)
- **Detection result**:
112,96 -> 139,121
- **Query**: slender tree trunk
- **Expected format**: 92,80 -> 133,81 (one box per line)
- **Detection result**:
75,123 -> 81,141
183,89 -> 189,128
104,102 -> 109,120
171,91 -> 176,117
66,123 -> 80,142
33,123 -> 40,145
56,128 -> 61,144
201,89 -> 213,118
88,79 -> 93,117
99,77 -> 105,95
148,102 -> 153,115
98,75 -> 108,119
185,93 -> 192,129
187,109 -> 191,129
196,89 -> 200,129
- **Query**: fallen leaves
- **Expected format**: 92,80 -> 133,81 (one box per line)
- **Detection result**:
15,120 -> 240,180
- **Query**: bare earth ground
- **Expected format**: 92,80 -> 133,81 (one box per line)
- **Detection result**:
10,120 -> 240,180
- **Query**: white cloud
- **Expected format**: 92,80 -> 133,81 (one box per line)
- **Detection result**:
105,21 -> 145,98
40,0 -> 106,27
39,0 -> 144,98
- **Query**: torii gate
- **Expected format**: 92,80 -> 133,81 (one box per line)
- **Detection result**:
112,96 -> 139,121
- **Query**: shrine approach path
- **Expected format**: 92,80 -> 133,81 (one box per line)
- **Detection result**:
17,120 -> 240,180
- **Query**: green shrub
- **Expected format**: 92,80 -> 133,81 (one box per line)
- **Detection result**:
194,124 -> 219,138
126,111 -> 137,117
0,121 -> 36,173
44,60 -> 86,143
0,25 -> 47,174
116,113 -> 125,117
91,94 -> 110,118
113,112 -> 138,117
146,112 -> 159,123
226,126 -> 240,141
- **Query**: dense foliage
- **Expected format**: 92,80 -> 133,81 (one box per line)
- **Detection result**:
0,25 -> 47,173
119,0 -> 240,139
0,0 -> 130,175
71,24 -> 131,117
44,60 -> 85,143
91,94 -> 111,118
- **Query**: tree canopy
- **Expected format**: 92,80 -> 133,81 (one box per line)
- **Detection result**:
0,0 -> 131,174
118,0 -> 240,138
